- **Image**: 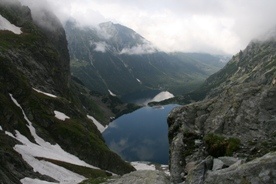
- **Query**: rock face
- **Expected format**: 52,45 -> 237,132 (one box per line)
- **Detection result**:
0,0 -> 70,96
104,170 -> 170,184
0,1 -> 134,183
205,152 -> 276,184
168,36 -> 276,183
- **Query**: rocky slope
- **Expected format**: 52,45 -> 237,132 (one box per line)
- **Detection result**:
65,21 -> 226,102
168,36 -> 276,183
0,1 -> 135,183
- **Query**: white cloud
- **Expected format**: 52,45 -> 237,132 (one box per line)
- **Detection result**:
19,0 -> 276,55
120,42 -> 157,55
91,41 -> 108,53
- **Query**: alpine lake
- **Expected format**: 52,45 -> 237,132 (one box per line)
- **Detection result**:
103,103 -> 179,164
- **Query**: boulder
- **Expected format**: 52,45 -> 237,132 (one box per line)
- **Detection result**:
205,152 -> 276,184
105,170 -> 170,184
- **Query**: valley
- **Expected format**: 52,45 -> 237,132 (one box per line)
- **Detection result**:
0,0 -> 275,184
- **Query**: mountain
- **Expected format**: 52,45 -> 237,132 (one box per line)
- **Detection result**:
65,21 -> 227,102
170,52 -> 229,76
167,33 -> 276,183
0,1 -> 135,183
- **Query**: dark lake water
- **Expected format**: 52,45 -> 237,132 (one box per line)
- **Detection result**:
102,104 -> 179,164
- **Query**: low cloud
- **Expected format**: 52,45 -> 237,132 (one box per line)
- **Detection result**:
19,0 -> 276,55
90,41 -> 108,53
120,42 -> 157,55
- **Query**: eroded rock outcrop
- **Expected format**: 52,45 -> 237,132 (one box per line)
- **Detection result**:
104,170 -> 170,184
168,37 -> 276,183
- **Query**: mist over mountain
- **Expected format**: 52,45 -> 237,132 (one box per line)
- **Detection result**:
65,20 -> 227,102
0,0 -> 275,183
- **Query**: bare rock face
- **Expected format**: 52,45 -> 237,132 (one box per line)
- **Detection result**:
168,37 -> 276,183
104,170 -> 170,184
205,152 -> 276,184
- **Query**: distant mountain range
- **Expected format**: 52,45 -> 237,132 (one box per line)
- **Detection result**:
65,21 -> 229,102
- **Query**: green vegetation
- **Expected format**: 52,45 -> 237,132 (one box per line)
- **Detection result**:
70,59 -> 90,68
183,131 -> 201,157
204,133 -> 240,157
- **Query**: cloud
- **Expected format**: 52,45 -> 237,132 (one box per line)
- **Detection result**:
120,42 -> 157,55
19,0 -> 276,55
90,41 -> 108,53
109,138 -> 129,158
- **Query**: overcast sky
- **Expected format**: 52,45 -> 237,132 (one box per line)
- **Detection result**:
20,0 -> 276,55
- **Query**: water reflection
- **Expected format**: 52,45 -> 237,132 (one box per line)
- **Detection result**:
103,104 -> 179,164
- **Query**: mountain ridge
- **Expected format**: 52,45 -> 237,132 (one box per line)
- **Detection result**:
167,32 -> 276,183
0,1 -> 135,183
66,21 -> 227,102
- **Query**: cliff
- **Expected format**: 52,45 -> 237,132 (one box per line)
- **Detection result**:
168,36 -> 276,183
0,1 -> 134,183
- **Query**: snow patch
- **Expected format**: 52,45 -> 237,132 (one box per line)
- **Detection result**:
21,178 -> 58,184
131,161 -> 156,171
33,88 -> 57,98
108,90 -> 116,96
87,115 -> 107,133
150,91 -> 174,102
54,111 -> 70,121
0,15 -> 22,34
136,78 -> 142,83
8,94 -> 103,183
5,131 -> 15,138
160,165 -> 170,176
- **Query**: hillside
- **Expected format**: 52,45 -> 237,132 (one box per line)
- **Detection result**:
65,21 -> 226,102
168,34 -> 276,183
0,1 -> 135,183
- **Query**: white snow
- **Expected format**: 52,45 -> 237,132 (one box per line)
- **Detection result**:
5,131 -> 15,138
136,78 -> 142,83
131,161 -> 156,171
108,89 -> 116,96
33,88 -> 57,98
0,125 -> 2,131
150,91 -> 174,102
87,115 -> 107,133
160,165 -> 170,176
0,15 -> 22,34
21,178 -> 58,184
54,111 -> 70,121
8,94 -> 102,184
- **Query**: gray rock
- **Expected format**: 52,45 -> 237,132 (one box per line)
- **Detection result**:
205,152 -> 276,184
104,170 -> 170,184
217,157 -> 239,167
185,156 -> 213,184
167,35 -> 276,183
212,159 -> 224,171
169,133 -> 185,184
